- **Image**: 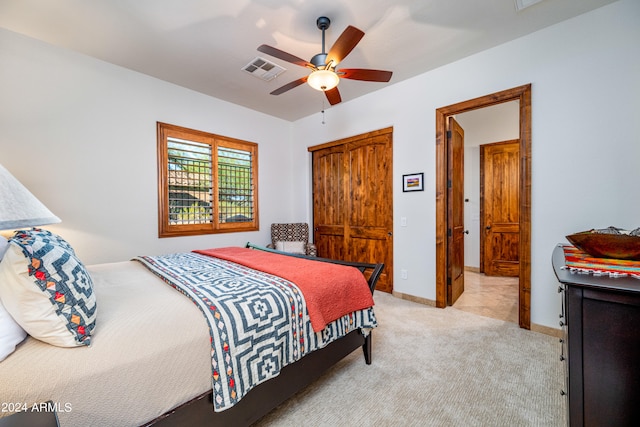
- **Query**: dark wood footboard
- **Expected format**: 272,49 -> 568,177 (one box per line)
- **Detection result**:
145,243 -> 383,427
244,242 -> 384,295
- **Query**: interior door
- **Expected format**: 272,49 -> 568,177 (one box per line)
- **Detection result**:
310,127 -> 393,293
312,144 -> 346,261
447,117 -> 465,305
345,134 -> 393,292
481,140 -> 520,277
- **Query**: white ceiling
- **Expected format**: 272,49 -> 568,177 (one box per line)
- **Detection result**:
0,0 -> 617,121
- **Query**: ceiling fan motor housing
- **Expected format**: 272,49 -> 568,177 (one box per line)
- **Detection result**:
311,53 -> 328,69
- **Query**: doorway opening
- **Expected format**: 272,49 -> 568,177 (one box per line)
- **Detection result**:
454,271 -> 519,323
435,84 -> 532,329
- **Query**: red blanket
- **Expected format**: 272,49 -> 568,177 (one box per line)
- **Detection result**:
194,247 -> 374,332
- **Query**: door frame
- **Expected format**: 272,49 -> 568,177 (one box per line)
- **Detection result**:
435,84 -> 532,329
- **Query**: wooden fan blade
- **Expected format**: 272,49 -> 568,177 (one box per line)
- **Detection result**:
258,45 -> 313,68
324,87 -> 342,105
326,26 -> 365,65
338,68 -> 393,82
270,76 -> 308,95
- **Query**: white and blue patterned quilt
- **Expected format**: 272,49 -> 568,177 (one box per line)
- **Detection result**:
135,252 -> 377,411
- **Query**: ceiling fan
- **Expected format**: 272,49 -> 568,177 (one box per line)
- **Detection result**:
257,16 -> 393,106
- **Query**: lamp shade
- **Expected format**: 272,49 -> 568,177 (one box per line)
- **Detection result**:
307,69 -> 340,91
0,163 -> 60,230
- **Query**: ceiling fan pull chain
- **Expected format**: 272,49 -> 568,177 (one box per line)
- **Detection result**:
321,99 -> 326,125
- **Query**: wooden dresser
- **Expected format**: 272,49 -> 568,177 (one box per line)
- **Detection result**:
553,245 -> 640,426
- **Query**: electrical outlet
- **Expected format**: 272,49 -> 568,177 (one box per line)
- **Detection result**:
401,269 -> 408,279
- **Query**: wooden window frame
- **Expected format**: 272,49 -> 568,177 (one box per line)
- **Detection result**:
157,122 -> 259,238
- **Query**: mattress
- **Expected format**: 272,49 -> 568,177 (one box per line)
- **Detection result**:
0,261 -> 212,427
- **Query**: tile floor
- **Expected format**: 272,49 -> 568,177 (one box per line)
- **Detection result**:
453,270 -> 519,324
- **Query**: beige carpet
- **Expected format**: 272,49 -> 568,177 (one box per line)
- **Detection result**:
256,292 -> 566,426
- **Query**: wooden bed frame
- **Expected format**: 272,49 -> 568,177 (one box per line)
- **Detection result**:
146,243 -> 384,427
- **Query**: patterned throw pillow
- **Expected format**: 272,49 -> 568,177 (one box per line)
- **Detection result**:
0,229 -> 97,347
26,228 -> 76,253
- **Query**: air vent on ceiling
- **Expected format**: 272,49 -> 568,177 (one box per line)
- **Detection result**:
514,0 -> 544,11
242,57 -> 286,81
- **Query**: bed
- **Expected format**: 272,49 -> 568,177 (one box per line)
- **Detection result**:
0,231 -> 383,427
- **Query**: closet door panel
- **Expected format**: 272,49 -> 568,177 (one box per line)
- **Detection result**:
312,146 -> 346,261
346,134 -> 393,293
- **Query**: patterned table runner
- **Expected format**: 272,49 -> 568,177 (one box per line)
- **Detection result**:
562,244 -> 640,278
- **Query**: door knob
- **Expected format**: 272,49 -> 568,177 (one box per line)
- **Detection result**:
486,225 -> 491,230
464,230 -> 469,235
388,231 -> 393,236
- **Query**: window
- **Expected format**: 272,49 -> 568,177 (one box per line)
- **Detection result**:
157,122 -> 258,237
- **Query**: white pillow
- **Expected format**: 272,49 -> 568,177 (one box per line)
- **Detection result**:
0,235 -> 27,361
0,236 -> 8,260
275,240 -> 306,255
0,298 -> 27,362
0,229 -> 96,347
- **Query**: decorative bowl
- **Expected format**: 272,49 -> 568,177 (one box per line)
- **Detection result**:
566,229 -> 640,261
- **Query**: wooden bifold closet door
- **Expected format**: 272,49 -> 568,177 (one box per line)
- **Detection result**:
309,127 -> 393,293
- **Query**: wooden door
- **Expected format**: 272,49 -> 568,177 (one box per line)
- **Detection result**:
345,134 -> 393,292
312,144 -> 346,261
447,117 -> 465,304
481,140 -> 520,277
310,128 -> 393,293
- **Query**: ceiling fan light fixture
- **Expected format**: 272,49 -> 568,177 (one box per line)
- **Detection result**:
307,69 -> 339,91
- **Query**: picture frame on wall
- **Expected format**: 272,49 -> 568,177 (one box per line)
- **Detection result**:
402,172 -> 424,192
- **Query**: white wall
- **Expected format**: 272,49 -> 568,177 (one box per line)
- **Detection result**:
0,28 -> 294,264
292,0 -> 640,329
